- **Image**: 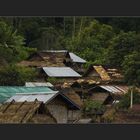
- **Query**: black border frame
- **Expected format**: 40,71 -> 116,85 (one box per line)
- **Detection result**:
0,0 -> 140,16
0,0 -> 140,139
0,124 -> 140,139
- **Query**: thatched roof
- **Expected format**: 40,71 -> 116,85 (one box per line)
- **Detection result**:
0,100 -> 42,123
62,78 -> 99,88
17,50 -> 87,68
17,60 -> 65,67
90,93 -> 109,103
17,51 -> 71,67
61,88 -> 83,107
30,114 -> 56,124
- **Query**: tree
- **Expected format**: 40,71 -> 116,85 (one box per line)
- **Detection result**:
0,21 -> 30,64
122,51 -> 140,86
83,99 -> 105,115
117,88 -> 140,109
0,65 -> 38,86
29,27 -> 64,50
105,31 -> 140,67
65,20 -> 115,64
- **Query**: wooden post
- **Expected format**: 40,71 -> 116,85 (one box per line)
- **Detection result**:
130,88 -> 133,109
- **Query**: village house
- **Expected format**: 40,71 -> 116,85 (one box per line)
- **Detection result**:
84,65 -> 124,83
0,100 -> 57,124
104,67 -> 124,83
17,50 -> 71,68
61,79 -> 100,100
3,91 -> 81,123
0,86 -> 57,103
17,50 -> 86,68
84,65 -> 111,82
41,67 -> 82,84
69,52 -> 86,74
87,85 -> 129,105
17,50 -> 87,74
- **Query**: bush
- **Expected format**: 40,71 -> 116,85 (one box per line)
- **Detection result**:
83,99 -> 105,115
117,87 -> 140,109
0,65 -> 37,86
101,108 -> 116,123
47,77 -> 66,84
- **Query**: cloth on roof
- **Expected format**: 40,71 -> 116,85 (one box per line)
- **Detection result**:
43,67 -> 81,77
106,68 -> 124,80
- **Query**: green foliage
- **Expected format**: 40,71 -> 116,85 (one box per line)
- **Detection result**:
105,31 -> 140,67
0,65 -> 37,86
83,99 -> 105,114
64,20 -> 115,64
101,108 -> 116,123
122,51 -> 140,86
0,17 -> 140,86
47,77 -> 58,84
47,77 -> 65,84
117,88 -> 140,109
0,21 -> 32,64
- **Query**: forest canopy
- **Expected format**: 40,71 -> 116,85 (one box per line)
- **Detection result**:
0,17 -> 140,85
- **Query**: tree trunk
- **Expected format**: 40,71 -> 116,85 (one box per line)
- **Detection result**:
72,16 -> 76,39
78,17 -> 85,40
63,17 -> 66,34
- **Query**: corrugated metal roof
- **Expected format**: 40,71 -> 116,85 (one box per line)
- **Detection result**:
100,85 -> 126,94
25,82 -> 54,87
69,52 -> 86,63
6,93 -> 56,103
0,86 -> 58,103
0,86 -> 57,94
43,67 -> 81,77
6,93 -> 80,109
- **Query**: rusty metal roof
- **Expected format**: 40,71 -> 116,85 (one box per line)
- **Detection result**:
99,85 -> 128,94
93,66 -> 111,81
